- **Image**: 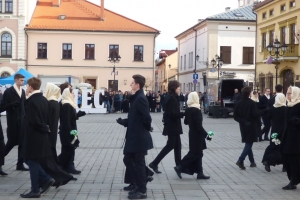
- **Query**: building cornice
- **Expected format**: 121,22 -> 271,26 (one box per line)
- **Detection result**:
27,65 -> 154,69
24,29 -> 159,35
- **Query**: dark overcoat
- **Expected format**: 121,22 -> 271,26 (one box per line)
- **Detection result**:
281,103 -> 300,154
269,106 -> 286,137
48,100 -> 60,148
1,86 -> 25,145
59,103 -> 77,147
184,107 -> 207,153
234,98 -> 262,143
162,92 -> 183,136
22,93 -> 52,159
123,89 -> 153,153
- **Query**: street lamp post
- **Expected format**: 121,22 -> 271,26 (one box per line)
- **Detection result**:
267,39 -> 287,85
108,54 -> 121,91
210,54 -> 223,80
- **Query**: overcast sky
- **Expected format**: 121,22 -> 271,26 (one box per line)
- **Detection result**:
29,0 -> 239,52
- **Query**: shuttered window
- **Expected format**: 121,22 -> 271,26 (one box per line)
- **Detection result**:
220,46 -> 231,64
243,47 -> 254,64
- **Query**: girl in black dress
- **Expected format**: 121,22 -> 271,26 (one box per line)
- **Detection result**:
262,93 -> 286,172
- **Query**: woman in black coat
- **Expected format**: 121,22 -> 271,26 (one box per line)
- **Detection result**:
173,92 -> 210,179
234,87 -> 264,170
149,80 -> 184,173
262,93 -> 286,172
58,88 -> 80,173
122,91 -> 130,113
281,86 -> 300,190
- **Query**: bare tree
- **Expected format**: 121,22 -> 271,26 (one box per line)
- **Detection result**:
144,77 -> 154,91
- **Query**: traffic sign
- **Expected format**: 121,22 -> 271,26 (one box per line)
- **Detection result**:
193,74 -> 198,79
193,79 -> 198,84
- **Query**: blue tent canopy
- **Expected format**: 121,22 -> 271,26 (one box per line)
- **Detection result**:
0,68 -> 34,86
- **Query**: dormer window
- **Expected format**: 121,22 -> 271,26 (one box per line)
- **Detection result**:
58,15 -> 66,20
234,13 -> 244,17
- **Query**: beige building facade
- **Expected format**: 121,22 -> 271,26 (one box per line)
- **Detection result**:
25,0 -> 159,91
0,0 -> 26,78
254,0 -> 299,93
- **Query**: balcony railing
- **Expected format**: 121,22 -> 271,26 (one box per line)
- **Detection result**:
263,44 -> 299,59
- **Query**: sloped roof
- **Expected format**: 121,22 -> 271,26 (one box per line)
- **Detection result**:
207,5 -> 256,21
26,0 -> 160,33
159,50 -> 177,59
253,0 -> 273,10
175,5 -> 256,39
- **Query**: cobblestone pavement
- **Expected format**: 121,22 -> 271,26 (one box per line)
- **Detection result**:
1,112 -> 300,200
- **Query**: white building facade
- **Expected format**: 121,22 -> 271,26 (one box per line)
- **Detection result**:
176,5 -> 256,93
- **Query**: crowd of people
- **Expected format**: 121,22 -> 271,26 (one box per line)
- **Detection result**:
234,84 -> 300,190
0,73 -> 299,199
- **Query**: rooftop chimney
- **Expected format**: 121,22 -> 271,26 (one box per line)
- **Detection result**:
225,7 -> 230,12
52,0 -> 60,7
100,0 -> 105,21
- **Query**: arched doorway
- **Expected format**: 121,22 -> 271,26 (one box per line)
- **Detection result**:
282,69 -> 294,94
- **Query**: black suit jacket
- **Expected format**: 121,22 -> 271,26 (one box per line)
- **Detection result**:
123,89 -> 153,153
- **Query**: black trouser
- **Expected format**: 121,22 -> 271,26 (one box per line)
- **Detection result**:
152,135 -> 181,166
4,140 -> 23,166
123,153 -> 147,193
58,146 -> 75,171
261,116 -> 271,139
180,151 -> 203,174
0,139 -> 5,166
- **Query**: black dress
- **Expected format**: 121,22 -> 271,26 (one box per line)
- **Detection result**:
262,106 -> 285,166
180,107 -> 207,175
281,103 -> 300,185
48,100 -> 60,163
122,94 -> 130,113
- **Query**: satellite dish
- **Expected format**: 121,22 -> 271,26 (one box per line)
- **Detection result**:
210,68 -> 216,73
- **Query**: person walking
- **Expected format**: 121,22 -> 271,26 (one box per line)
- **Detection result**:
231,89 -> 241,110
21,77 -> 54,198
77,92 -> 82,108
260,88 -> 271,141
58,88 -> 81,174
149,80 -> 184,173
2,74 -> 28,171
268,85 -> 283,108
281,86 -> 300,190
179,92 -> 185,110
156,93 -> 161,112
262,93 -> 286,172
43,83 -> 61,163
116,74 -> 153,199
234,87 -> 264,170
173,92 -> 210,180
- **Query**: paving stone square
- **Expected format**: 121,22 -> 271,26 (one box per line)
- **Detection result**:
1,112 -> 300,200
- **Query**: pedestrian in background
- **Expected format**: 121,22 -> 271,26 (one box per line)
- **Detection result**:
2,74 -> 28,171
179,92 -> 185,110
281,86 -> 300,190
149,80 -> 184,173
174,92 -> 210,180
234,87 -> 264,170
260,88 -> 271,141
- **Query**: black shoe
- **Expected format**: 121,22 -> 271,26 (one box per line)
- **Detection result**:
128,191 -> 147,199
236,161 -> 246,170
250,163 -> 257,168
282,183 -> 297,190
128,186 -> 139,196
263,161 -> 271,172
282,166 -> 287,172
20,192 -> 41,198
146,176 -> 153,183
40,178 -> 55,194
67,169 -> 81,175
0,166 -> 8,176
71,177 -> 77,181
174,166 -> 182,179
197,173 -> 210,179
149,163 -> 161,174
124,183 -> 136,191
16,165 -> 29,171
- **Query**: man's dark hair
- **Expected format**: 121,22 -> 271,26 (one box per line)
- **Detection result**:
253,91 -> 257,95
60,82 -> 70,95
241,87 -> 252,99
14,74 -> 25,80
132,74 -> 145,89
275,84 -> 283,93
27,77 -> 41,90
168,80 -> 180,93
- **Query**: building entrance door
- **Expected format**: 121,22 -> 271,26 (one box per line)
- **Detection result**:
108,80 -> 118,91
86,79 -> 96,89
282,69 -> 294,94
